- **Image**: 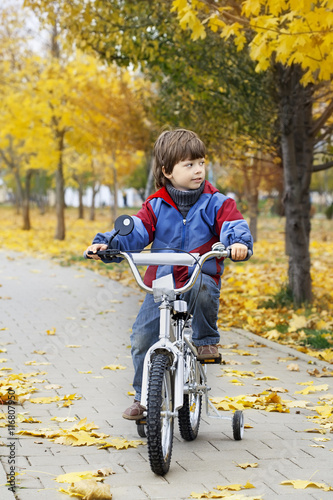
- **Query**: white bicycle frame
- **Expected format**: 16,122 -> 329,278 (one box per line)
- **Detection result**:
115,243 -> 229,413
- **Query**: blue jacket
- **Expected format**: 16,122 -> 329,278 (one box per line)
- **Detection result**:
93,181 -> 253,287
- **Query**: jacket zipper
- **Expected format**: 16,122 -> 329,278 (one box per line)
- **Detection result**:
181,218 -> 186,249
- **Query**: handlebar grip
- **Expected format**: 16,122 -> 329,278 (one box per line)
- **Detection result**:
83,251 -> 93,259
226,247 -> 252,259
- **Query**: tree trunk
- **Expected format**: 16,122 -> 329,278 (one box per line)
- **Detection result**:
277,63 -> 313,305
112,165 -> 118,222
13,169 -> 24,215
90,181 -> 100,221
248,192 -> 258,243
242,158 -> 260,243
78,181 -> 84,219
144,157 -> 154,199
54,131 -> 66,240
22,170 -> 33,230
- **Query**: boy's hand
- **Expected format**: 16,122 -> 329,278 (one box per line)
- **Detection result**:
85,243 -> 108,260
229,243 -> 248,261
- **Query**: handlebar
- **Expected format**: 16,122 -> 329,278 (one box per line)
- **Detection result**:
84,243 -> 252,296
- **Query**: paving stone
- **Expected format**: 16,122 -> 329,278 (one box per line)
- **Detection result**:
1,250 -> 332,500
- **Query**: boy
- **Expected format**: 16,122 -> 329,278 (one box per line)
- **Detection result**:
86,129 -> 253,420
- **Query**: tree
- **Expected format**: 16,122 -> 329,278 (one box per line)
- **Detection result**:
24,0 -> 280,228
0,5 -> 55,229
171,0 -> 333,305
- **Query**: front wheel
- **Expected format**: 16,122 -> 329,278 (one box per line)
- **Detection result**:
146,353 -> 174,476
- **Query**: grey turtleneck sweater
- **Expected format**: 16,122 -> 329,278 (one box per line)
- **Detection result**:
166,181 -> 205,219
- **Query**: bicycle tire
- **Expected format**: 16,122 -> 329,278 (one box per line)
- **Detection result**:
136,423 -> 147,438
232,410 -> 244,441
146,353 -> 174,476
178,352 -> 202,441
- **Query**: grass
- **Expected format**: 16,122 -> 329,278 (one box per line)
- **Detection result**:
302,329 -> 333,349
259,284 -> 294,309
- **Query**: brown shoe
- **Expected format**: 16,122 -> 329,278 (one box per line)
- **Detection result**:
122,400 -> 146,420
197,344 -> 219,361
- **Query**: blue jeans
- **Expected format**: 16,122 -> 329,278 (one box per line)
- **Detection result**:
130,274 -> 221,401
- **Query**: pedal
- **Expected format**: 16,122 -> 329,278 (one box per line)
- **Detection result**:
136,417 -> 147,425
199,354 -> 222,364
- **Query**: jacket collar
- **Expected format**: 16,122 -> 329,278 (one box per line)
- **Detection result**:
147,181 -> 218,210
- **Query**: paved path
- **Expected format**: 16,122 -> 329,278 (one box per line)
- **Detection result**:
0,250 -> 332,500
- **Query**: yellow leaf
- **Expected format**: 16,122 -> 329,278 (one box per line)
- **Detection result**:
53,430 -> 104,447
281,479 -> 332,491
287,363 -> 300,371
51,417 -> 77,422
25,360 -> 51,366
230,379 -> 245,386
288,314 -> 308,332
102,364 -> 126,370
216,481 -> 255,491
44,384 -> 62,390
98,437 -> 145,450
295,384 -> 329,395
236,462 -> 258,469
55,468 -> 114,483
29,396 -> 61,404
262,329 -> 280,340
60,479 -> 112,499
46,328 -> 56,335
232,349 -> 256,356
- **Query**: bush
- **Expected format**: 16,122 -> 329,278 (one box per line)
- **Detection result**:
325,203 -> 333,220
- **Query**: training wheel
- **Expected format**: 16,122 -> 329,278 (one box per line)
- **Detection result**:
232,410 -> 244,441
136,420 -> 147,438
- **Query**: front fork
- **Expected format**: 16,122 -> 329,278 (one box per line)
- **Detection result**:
140,298 -> 186,411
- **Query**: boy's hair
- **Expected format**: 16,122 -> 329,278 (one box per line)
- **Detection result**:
153,129 -> 206,189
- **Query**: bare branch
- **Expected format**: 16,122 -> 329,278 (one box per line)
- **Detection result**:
312,160 -> 333,172
311,99 -> 333,137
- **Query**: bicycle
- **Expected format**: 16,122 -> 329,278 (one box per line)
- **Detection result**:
85,214 -> 251,476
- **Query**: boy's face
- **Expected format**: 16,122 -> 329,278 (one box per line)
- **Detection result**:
162,158 -> 205,191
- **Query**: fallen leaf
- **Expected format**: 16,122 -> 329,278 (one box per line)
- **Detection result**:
281,479 -> 333,491
287,363 -> 300,371
288,314 -> 308,332
25,360 -> 51,366
46,328 -> 56,335
98,437 -> 145,450
295,384 -> 329,395
262,329 -> 280,340
216,481 -> 255,492
236,462 -> 258,469
29,396 -> 61,404
55,468 -> 114,483
60,479 -> 112,499
51,417 -> 77,422
308,368 -> 333,377
278,356 -> 298,362
102,365 -> 126,370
